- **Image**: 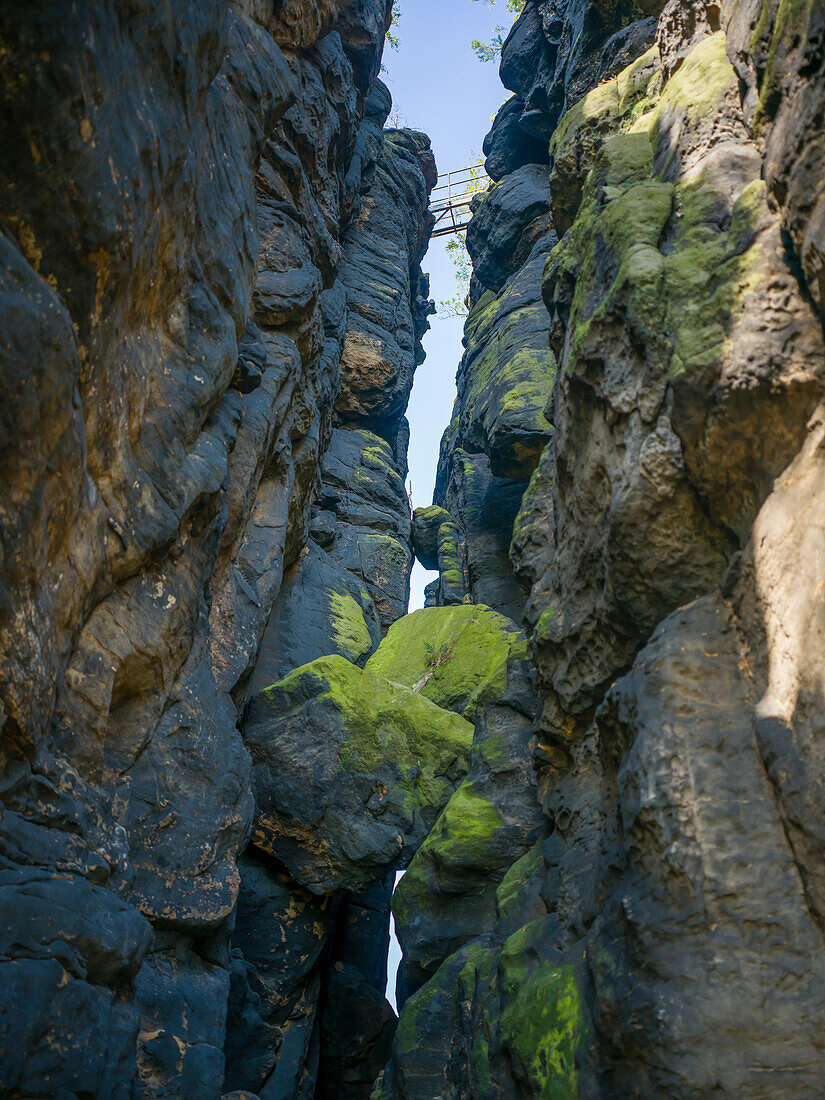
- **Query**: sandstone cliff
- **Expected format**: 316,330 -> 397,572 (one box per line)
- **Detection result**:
0,3 -> 435,1097
396,0 -> 825,1097
3,0 -> 825,1098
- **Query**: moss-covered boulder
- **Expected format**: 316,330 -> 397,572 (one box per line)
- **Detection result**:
410,505 -> 452,571
497,921 -> 586,1098
435,520 -> 466,605
369,606 -> 544,1001
392,689 -> 545,1002
374,938 -> 492,1100
365,604 -> 527,720
494,836 -> 550,939
393,752 -> 543,1002
244,655 -> 473,895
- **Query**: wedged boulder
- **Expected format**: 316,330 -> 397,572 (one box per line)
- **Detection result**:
435,520 -> 466,606
410,505 -> 453,571
483,96 -> 549,182
365,604 -> 528,720
244,655 -> 473,895
373,939 -> 488,1100
410,506 -> 468,605
392,723 -> 544,1003
465,164 -> 553,294
367,605 -> 543,1000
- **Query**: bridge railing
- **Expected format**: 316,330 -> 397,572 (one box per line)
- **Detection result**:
430,165 -> 490,238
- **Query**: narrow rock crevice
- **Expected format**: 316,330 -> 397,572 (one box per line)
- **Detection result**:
3,1 -> 825,1098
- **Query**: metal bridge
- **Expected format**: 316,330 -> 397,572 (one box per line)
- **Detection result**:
430,166 -> 490,238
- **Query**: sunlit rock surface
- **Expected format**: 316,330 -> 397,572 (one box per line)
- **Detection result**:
385,1 -> 825,1097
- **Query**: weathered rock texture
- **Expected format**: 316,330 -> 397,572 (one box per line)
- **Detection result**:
0,3 -> 435,1098
6,0 -> 825,1097
391,0 -> 825,1097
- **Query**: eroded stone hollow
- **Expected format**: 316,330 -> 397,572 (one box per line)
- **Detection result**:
2,0 -> 825,1097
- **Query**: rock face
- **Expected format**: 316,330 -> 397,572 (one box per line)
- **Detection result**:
6,0 -> 825,1097
0,3 -> 435,1098
390,0 -> 825,1097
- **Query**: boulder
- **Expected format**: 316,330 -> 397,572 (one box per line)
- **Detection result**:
244,655 -> 473,894
410,505 -> 453,571
366,604 -> 527,720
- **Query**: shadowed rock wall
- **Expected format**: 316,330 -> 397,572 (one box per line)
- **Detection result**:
393,0 -> 825,1096
0,3 -> 434,1097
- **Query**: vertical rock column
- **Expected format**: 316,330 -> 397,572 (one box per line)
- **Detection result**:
385,1 -> 825,1098
0,2 -> 434,1098
226,83 -> 437,1100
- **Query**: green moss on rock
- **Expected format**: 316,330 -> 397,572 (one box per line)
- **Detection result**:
436,520 -> 467,605
495,839 -> 546,929
246,655 -> 473,893
458,286 -> 556,481
752,0 -> 816,129
499,956 -> 585,1099
365,604 -> 526,720
645,32 -> 735,131
393,780 -> 504,931
548,45 -> 661,233
327,589 -> 374,666
390,937 -> 495,1098
546,123 -> 770,393
411,505 -> 454,570
272,655 -> 471,787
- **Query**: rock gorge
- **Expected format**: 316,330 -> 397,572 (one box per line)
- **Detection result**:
1,1 -> 825,1098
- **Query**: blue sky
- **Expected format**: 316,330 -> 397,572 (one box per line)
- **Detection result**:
382,0 -> 514,611
381,2 -> 514,1008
